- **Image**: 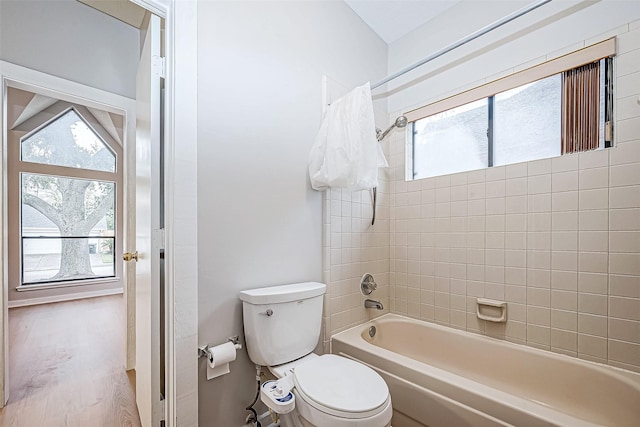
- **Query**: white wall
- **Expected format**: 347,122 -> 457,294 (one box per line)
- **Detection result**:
196,1 -> 387,424
387,0 -> 640,114
0,0 -> 139,98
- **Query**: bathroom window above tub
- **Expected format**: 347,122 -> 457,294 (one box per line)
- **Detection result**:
407,38 -> 615,180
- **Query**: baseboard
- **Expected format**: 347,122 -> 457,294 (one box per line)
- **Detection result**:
8,288 -> 123,308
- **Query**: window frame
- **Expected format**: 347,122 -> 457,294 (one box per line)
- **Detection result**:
406,38 -> 616,181
7,99 -> 124,291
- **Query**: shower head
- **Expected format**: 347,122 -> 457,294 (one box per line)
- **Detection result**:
395,115 -> 408,128
377,115 -> 408,142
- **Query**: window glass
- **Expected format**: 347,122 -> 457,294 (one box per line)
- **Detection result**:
413,98 -> 488,179
21,109 -> 116,172
21,173 -> 115,284
22,236 -> 115,284
410,59 -> 609,180
493,75 -> 562,166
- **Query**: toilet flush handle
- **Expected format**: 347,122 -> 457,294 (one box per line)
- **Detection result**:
260,309 -> 274,316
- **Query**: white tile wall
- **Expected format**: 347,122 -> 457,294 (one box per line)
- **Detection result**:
322,159 -> 391,350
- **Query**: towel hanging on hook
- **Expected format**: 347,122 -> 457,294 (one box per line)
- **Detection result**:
308,82 -> 388,192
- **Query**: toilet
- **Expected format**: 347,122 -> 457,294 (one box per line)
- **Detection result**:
240,282 -> 392,427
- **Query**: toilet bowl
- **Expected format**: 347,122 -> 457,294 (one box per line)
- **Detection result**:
239,282 -> 393,427
270,353 -> 392,427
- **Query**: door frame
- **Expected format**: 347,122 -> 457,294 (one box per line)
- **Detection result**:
0,59 -> 137,398
129,1 -> 199,425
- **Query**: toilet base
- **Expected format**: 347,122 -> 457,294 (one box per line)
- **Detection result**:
278,392 -> 392,427
280,412 -> 392,427
279,411 -> 312,427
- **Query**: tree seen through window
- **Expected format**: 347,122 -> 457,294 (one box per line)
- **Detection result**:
20,109 -> 116,284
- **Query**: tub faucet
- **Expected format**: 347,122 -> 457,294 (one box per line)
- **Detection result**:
364,299 -> 384,310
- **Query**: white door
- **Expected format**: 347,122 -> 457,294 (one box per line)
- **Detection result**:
132,13 -> 164,427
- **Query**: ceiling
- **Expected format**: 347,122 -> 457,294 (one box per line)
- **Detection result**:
345,0 -> 461,44
77,0 -> 147,28
77,0 -> 460,42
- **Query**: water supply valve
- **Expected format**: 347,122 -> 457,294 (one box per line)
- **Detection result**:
260,375 -> 295,414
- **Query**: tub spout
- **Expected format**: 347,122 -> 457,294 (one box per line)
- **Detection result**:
364,299 -> 384,310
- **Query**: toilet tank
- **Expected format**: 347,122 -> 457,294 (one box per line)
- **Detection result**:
239,282 -> 326,366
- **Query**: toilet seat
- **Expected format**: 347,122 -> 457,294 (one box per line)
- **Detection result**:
292,354 -> 390,419
269,353 -> 392,427
292,391 -> 392,427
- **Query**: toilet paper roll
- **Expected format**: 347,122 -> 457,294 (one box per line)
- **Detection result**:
206,341 -> 238,380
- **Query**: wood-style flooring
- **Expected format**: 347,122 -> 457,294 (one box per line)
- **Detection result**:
0,295 -> 141,427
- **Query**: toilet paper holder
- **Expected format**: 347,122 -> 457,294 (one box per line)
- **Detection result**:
198,335 -> 242,361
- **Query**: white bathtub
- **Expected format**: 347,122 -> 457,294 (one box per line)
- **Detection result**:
331,314 -> 640,427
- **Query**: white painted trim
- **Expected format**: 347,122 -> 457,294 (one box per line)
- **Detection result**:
0,60 -> 136,407
164,1 -> 199,425
0,61 -> 8,407
1,62 -> 133,115
8,288 -> 123,308
163,2 -> 178,425
130,0 -> 168,20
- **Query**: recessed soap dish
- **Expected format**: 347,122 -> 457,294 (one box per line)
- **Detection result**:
476,298 -> 507,323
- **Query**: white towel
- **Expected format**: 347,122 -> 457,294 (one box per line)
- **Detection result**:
309,82 -> 388,191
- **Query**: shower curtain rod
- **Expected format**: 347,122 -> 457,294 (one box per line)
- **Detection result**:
370,0 -> 553,90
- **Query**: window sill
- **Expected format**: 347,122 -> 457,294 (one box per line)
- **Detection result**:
16,277 -> 120,292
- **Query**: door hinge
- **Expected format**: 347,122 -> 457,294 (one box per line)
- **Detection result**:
153,228 -> 165,251
153,55 -> 166,79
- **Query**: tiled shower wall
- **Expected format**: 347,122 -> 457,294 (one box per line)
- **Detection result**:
386,23 -> 640,373
320,79 -> 393,350
322,21 -> 640,372
321,174 -> 391,351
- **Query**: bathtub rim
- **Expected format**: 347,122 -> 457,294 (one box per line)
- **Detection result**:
331,313 -> 640,385
331,313 -> 640,427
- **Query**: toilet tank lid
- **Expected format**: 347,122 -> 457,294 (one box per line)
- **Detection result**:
239,282 -> 326,305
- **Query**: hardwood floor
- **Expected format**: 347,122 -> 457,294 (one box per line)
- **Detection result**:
0,295 -> 141,427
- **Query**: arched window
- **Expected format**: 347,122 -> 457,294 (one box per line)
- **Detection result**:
8,93 -> 123,290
